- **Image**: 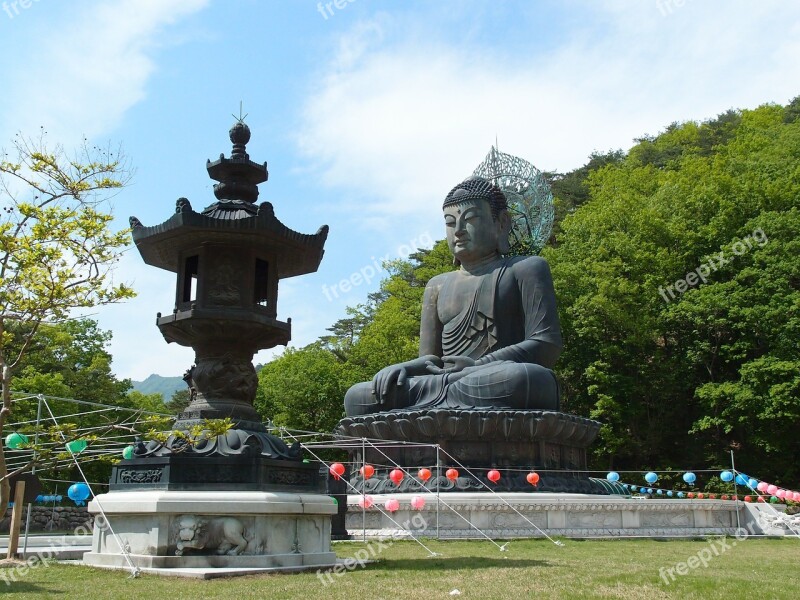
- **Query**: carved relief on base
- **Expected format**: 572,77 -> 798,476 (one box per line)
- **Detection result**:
171,515 -> 259,556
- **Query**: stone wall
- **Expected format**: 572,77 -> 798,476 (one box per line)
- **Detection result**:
0,506 -> 93,533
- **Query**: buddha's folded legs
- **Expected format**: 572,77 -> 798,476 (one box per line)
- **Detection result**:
437,361 -> 560,411
343,361 -> 559,417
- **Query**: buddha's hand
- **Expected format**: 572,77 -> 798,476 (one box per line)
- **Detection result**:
372,356 -> 441,403
426,355 -> 476,375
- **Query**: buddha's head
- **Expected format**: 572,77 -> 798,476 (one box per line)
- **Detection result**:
442,177 -> 512,266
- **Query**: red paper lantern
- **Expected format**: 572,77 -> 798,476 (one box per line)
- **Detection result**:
721,494 -> 729,500
526,472 -> 540,486
697,493 -> 705,499
687,492 -> 695,499
360,464 -> 375,479
389,469 -> 404,485
418,468 -> 432,482
487,469 -> 501,483
757,496 -> 766,503
744,495 -> 752,502
445,468 -> 459,481
708,493 -> 716,499
329,463 -> 345,480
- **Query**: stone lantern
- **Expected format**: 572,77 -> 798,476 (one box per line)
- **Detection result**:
83,121 -> 337,573
131,119 -> 327,436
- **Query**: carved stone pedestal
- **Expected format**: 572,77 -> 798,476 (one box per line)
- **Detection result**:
336,409 -> 607,494
345,493 -> 742,539
83,490 -> 337,574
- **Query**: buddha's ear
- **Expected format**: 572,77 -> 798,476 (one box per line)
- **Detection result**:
496,210 -> 512,254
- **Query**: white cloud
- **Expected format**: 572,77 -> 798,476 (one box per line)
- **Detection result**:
296,1 -> 800,223
0,0 -> 209,142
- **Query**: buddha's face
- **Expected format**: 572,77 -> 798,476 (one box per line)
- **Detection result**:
444,199 -> 500,264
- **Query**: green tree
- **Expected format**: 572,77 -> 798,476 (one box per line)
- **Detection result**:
255,344 -> 349,434
166,388 -> 191,415
545,102 -> 800,481
0,132 -> 134,513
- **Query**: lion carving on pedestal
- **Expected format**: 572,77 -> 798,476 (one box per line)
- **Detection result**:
173,515 -> 250,556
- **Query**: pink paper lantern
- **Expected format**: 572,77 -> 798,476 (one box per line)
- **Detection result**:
385,498 -> 400,513
793,492 -> 800,502
767,484 -> 778,495
757,481 -> 768,492
775,489 -> 786,499
410,495 -> 426,510
358,495 -> 374,509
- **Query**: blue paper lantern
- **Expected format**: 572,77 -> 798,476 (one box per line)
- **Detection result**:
683,472 -> 696,484
720,471 -> 734,482
667,490 -> 674,497
747,478 -> 758,489
607,471 -> 620,482
735,474 -> 748,486
67,483 -> 91,506
647,488 -> 654,494
677,492 -> 685,498
639,487 -> 647,493
656,489 -> 664,495
645,472 -> 658,484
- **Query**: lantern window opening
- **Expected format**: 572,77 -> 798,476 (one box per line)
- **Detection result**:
254,258 -> 269,307
183,255 -> 199,303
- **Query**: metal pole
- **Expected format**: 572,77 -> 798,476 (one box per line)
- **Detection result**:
436,445 -> 440,540
362,437 -> 366,543
22,395 -> 43,557
730,450 -> 742,533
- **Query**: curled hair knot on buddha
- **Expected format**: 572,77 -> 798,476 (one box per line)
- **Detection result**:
442,176 -> 508,221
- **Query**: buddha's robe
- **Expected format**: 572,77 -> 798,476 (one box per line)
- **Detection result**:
344,256 -> 562,416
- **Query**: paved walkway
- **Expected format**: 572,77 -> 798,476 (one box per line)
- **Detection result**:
0,534 -> 90,559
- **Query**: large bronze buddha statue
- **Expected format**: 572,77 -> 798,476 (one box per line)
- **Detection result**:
344,176 -> 561,417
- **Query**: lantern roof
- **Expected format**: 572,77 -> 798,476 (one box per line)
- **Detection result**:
129,120 -> 328,279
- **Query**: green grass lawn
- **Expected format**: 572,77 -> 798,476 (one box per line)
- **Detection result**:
0,538 -> 796,599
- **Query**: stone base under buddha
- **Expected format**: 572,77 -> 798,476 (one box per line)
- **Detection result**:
335,409 -> 606,494
344,492 -> 743,539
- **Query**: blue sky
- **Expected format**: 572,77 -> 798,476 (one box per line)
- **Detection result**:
1,0 -> 798,381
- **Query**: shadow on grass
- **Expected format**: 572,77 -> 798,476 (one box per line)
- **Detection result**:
0,582 -> 62,595
369,557 -> 550,572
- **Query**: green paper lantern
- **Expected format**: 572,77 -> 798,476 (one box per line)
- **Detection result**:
302,459 -> 310,463
66,439 -> 87,454
332,497 -> 338,506
122,445 -> 134,460
5,432 -> 28,449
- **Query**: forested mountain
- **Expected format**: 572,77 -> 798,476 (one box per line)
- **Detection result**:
131,374 -> 185,402
256,98 -> 800,484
